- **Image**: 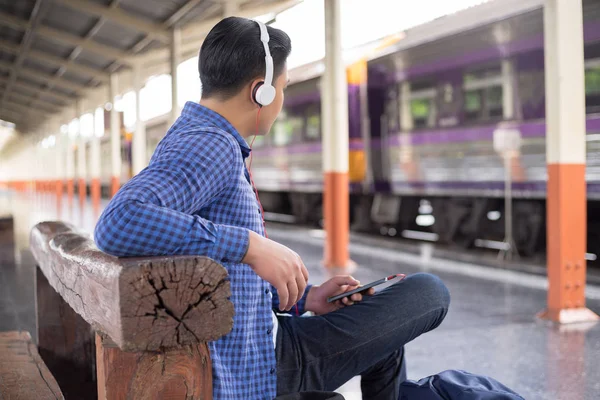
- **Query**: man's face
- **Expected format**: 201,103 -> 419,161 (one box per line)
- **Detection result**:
258,64 -> 289,135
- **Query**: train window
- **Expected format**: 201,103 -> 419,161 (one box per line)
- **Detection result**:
410,99 -> 431,128
409,81 -> 437,129
463,64 -> 503,122
585,65 -> 600,114
272,114 -> 303,146
305,104 -> 321,140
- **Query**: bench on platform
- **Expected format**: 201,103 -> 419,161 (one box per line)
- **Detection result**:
0,214 -> 15,264
29,221 -> 234,400
0,331 -> 64,399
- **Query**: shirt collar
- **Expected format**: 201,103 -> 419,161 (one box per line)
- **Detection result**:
181,101 -> 251,158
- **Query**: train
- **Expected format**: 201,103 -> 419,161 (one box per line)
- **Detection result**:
98,0 -> 600,258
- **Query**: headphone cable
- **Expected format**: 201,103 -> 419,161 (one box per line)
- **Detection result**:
248,108 -> 300,316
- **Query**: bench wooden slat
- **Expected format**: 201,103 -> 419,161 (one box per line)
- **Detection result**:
0,331 -> 64,400
30,221 -> 234,352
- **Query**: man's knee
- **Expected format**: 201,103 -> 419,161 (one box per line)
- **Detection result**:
391,272 -> 450,316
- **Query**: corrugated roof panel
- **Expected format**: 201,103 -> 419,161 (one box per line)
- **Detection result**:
93,20 -> 145,50
31,34 -> 75,58
0,52 -> 16,65
38,92 -> 68,107
22,58 -> 58,76
18,75 -> 48,90
42,3 -> 98,36
61,69 -> 93,87
86,0 -> 112,6
75,50 -> 114,70
175,1 -> 223,26
119,0 -> 187,23
0,25 -> 24,45
0,0 -> 36,20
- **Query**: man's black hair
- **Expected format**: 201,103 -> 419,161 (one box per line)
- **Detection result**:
199,17 -> 292,99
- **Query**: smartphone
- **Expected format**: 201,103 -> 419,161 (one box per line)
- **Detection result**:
326,274 -> 406,303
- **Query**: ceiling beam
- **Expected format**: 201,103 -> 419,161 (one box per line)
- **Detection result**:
6,93 -> 60,113
55,0 -> 170,43
0,79 -> 71,105
0,9 -> 131,63
5,97 -> 58,117
1,0 -> 51,110
37,24 -> 130,62
0,39 -> 109,82
0,9 -> 28,30
0,60 -> 87,93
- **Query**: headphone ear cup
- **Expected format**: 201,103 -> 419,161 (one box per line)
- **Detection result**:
252,81 -> 264,106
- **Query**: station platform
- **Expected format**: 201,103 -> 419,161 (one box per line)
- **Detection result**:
1,190 -> 600,400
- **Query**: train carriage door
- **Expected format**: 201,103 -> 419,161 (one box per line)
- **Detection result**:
366,67 -> 394,191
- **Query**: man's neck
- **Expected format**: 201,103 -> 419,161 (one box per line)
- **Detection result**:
199,97 -> 255,138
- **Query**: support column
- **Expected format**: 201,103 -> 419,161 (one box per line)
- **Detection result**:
55,126 -> 64,214
132,63 -> 146,176
539,0 -> 599,323
110,74 -> 121,197
170,28 -> 181,125
77,102 -> 87,209
66,121 -> 75,210
322,0 -> 351,272
90,111 -> 101,216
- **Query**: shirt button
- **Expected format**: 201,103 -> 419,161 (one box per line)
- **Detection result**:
264,288 -> 270,294
258,208 -> 261,214
267,328 -> 272,335
270,368 -> 275,374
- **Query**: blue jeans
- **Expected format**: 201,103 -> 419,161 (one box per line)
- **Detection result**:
275,273 -> 451,399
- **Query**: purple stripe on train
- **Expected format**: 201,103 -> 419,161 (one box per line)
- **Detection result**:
390,180 -> 600,193
253,115 -> 600,155
383,116 -> 600,146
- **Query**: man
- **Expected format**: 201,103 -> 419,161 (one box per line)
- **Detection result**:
94,17 -> 450,400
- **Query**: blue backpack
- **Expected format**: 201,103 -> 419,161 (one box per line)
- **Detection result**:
399,370 -> 525,400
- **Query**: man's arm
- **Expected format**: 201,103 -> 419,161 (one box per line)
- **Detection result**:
271,283 -> 313,315
94,131 -> 248,263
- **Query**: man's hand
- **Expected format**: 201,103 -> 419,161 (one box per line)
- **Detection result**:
243,231 -> 309,311
305,275 -> 375,316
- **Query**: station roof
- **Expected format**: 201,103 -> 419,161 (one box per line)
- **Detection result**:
0,0 -> 299,133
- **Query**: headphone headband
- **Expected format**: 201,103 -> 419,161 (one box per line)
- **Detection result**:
254,20 -> 275,106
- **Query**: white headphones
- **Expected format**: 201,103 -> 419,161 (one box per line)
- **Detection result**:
252,20 -> 276,107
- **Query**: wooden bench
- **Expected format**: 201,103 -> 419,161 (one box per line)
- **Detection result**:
0,214 -> 15,264
29,221 -> 234,399
0,331 -> 64,399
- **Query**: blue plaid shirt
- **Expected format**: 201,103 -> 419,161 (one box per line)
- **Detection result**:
94,101 -> 312,400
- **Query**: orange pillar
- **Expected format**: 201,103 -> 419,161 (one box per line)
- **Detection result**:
67,179 -> 74,208
321,0 -> 352,272
91,178 -> 100,214
78,178 -> 86,208
56,179 -> 63,216
539,0 -> 598,323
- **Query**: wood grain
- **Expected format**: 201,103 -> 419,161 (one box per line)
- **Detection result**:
0,331 -> 64,400
30,221 -> 234,351
96,334 -> 213,400
36,266 -> 96,399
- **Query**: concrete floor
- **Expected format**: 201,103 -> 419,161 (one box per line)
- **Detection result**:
1,190 -> 600,400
